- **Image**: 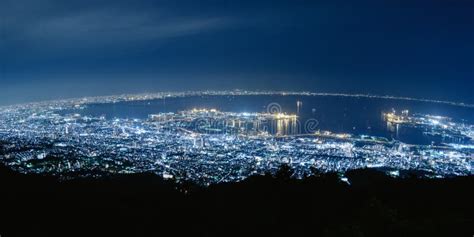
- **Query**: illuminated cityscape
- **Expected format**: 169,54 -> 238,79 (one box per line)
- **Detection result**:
1,0 -> 473,234
0,91 -> 472,185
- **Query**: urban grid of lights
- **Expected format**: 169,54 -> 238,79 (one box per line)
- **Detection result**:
0,91 -> 473,185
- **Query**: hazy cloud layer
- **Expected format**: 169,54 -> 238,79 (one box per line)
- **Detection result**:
2,0 -> 235,52
1,0 -> 473,105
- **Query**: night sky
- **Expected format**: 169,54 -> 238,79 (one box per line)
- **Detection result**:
1,0 -> 473,105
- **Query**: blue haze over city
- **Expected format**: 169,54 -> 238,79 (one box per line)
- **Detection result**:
1,0 -> 473,105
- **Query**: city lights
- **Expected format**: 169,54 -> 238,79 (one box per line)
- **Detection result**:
0,91 -> 472,185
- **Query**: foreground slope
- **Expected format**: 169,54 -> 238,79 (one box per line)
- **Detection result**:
0,164 -> 472,237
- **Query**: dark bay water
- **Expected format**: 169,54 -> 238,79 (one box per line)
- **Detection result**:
68,95 -> 474,145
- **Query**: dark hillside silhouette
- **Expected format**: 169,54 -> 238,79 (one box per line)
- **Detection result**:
0,164 -> 472,237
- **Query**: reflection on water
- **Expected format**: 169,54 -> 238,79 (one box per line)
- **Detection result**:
257,117 -> 300,136
68,95 -> 474,146
189,115 -> 301,136
384,111 -> 473,145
